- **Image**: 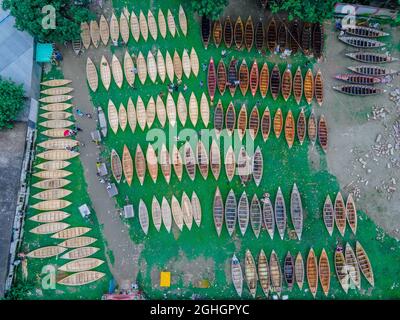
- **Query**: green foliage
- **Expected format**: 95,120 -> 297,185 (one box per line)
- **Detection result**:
189,0 -> 228,20
2,0 -> 93,42
0,78 -> 25,129
5,280 -> 35,300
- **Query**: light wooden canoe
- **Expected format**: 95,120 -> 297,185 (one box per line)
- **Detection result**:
146,97 -> 156,128
29,211 -> 70,223
262,195 -> 274,240
217,60 -> 227,95
266,18 -> 277,52
252,146 -> 263,187
40,111 -> 72,120
111,149 -> 122,183
158,9 -> 167,39
238,192 -> 249,236
157,50 -> 166,83
196,141 -> 209,179
119,103 -> 127,131
151,196 -> 162,232
181,192 -> 193,230
200,93 -> 209,127
182,49 -> 191,79
244,16 -> 254,52
290,183 -> 303,240
59,257 -> 104,272
245,249 -> 257,298
213,187 -> 224,236
270,250 -> 282,296
212,20 -> 222,47
110,13 -> 120,43
355,241 -> 374,287
33,170 -> 72,179
41,103 -> 73,112
238,59 -> 249,96
86,57 -> 98,92
189,92 -> 198,126
41,87 -> 73,96
191,191 -> 202,227
234,16 -> 244,49
250,194 -> 262,238
346,194 -> 357,235
108,99 -> 119,134
165,51 -> 174,83
319,248 -> 330,296
285,110 -> 295,149
304,68 -> 314,104
119,12 -> 130,43
41,128 -> 71,138
261,107 -> 271,142
273,108 -> 283,139
156,95 -> 166,127
32,178 -> 70,190
210,140 -> 221,180
173,50 -> 183,80
122,145 -> 133,186
171,195 -> 183,231
37,138 -> 77,150
139,199 -> 150,235
40,119 -> 73,129
335,245 -> 350,293
111,54 -> 123,88
308,109 -> 317,145
284,252 -> 295,291
184,142 -> 196,181
41,79 -> 71,87
137,51 -> 147,84
61,247 -> 99,260
307,248 -> 318,298
39,95 -> 73,104
208,58 -> 216,103
295,252 -> 304,290
224,16 -> 233,48
259,63 -> 269,98
237,104 -> 247,141
147,51 -> 157,83
58,236 -> 97,248
270,65 -> 281,100
323,195 -> 334,236
258,250 -> 270,297
147,10 -> 158,40
225,145 -> 235,182
297,108 -> 306,145
130,11 -> 140,41
30,222 -> 70,234
139,10 -> 149,41
124,51 -> 135,87
282,68 -> 292,101
99,15 -> 109,46
345,243 -> 361,289
190,48 -> 199,78
37,150 -> 79,161
146,144 -> 158,183
167,9 -> 176,37
172,144 -> 183,181
161,197 -> 172,233
237,146 -> 251,184
90,20 -> 100,48
293,66 -> 303,104
249,106 -> 259,140
275,187 -> 286,240
166,93 -> 176,127
126,98 -> 137,133
58,271 -> 105,286
135,145 -> 146,185
136,96 -> 147,131
52,227 -> 91,239
232,254 -> 243,297
31,199 -> 72,211
81,22 -> 91,49
27,246 -> 66,259
178,5 -> 187,36
225,102 -> 236,136
314,69 -> 323,106
334,192 -> 346,236
159,144 -> 171,184
32,188 -> 71,200
100,56 -> 111,90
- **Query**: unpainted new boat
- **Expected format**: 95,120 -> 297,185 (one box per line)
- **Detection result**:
210,140 -> 221,180
110,149 -> 122,183
139,199 -> 149,234
334,192 -> 346,236
99,15 -> 109,46
190,48 -> 200,77
147,51 -> 158,83
250,195 -> 262,238
30,222 -> 69,234
172,145 -> 183,181
60,247 -> 99,260
182,49 -> 191,79
191,192 -> 202,227
225,145 -> 235,182
58,236 -> 97,248
139,10 -> 149,41
127,98 -> 137,132
319,248 -> 330,296
159,144 -> 171,184
244,16 -> 254,51
258,249 -> 270,297
39,95 -> 73,104
86,57 -> 98,92
323,195 -> 334,236
167,9 -> 177,37
270,65 -> 281,100
119,12 -> 130,43
345,243 -> 361,289
41,79 -> 71,87
37,139 -> 77,150
238,192 -> 250,236
137,52 -> 147,85
196,141 -> 209,180
262,195 -> 274,239
295,252 -> 304,290
29,211 -> 70,223
119,103 -> 127,131
37,150 -> 79,161
161,197 -> 172,233
32,178 -> 70,190
307,248 -> 318,298
214,100 -> 224,138
135,145 -> 146,185
213,187 -> 224,236
166,93 -> 176,127
147,10 -> 158,40
187,91 -> 198,125
290,183 -> 303,240
33,170 -> 71,179
285,110 -> 295,149
177,93 -> 187,126
234,16 -> 244,49
284,252 -> 295,291
41,87 -> 73,96
173,50 -> 183,81
122,145 -> 133,186
200,93 -> 209,127
136,96 -> 147,131
35,160 -> 70,171
52,227 -> 91,239
58,271 -> 105,286
181,192 -> 193,230
245,249 -> 257,298
41,103 -> 73,112
146,144 -> 158,183
184,142 -> 196,181
27,246 -> 66,259
231,254 -> 243,297
130,11 -> 140,41
81,22 -> 91,49
355,241 -> 374,287
269,250 -> 282,296
59,258 -> 104,273
275,187 -> 286,240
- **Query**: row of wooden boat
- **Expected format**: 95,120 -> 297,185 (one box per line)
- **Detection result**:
135,192 -> 202,235
208,59 -> 323,105
323,192 -> 358,236
214,184 -> 303,240
81,6 -> 187,48
202,16 -> 324,58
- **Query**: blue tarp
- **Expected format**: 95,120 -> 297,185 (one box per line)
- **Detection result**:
35,43 -> 53,63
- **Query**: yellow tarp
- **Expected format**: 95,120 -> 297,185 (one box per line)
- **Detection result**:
160,272 -> 171,287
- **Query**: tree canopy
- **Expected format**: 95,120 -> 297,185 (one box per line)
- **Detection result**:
189,0 -> 229,20
0,78 -> 25,129
2,0 -> 93,43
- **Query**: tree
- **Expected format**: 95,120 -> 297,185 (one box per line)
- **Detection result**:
2,0 -> 93,43
190,0 -> 229,20
0,78 -> 25,129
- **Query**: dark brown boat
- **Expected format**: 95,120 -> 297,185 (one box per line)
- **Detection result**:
259,63 -> 269,98
333,84 -> 384,96
343,25 -> 389,38
301,22 -> 312,55
308,110 -> 317,146
335,74 -> 382,85
214,99 -> 224,137
225,102 -> 236,136
217,60 -> 227,95
348,65 -> 397,77
260,0 -> 268,8
234,16 -> 244,49
346,52 -> 398,64
281,67 -> 292,102
297,108 -> 306,145
293,66 -> 303,104
266,18 -> 277,53
228,58 -> 238,96
239,59 -> 249,96
213,20 -> 223,48
208,58 -> 217,103
223,16 -> 233,48
244,16 -> 254,52
201,16 -> 212,49
249,60 -> 259,97
261,107 -> 271,142
314,69 -> 323,106
313,23 -> 324,59
278,22 -> 287,52
318,115 -> 328,153
338,35 -> 385,48
255,20 -> 264,51
249,106 -> 259,140
270,64 -> 281,100
284,252 -> 295,291
289,20 -> 300,53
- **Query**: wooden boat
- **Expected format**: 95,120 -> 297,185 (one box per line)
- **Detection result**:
178,5 -> 188,36
289,20 -> 300,53
123,51 -> 135,87
184,142 -> 196,181
58,236 -> 97,248
338,35 -> 385,48
58,271 -> 105,286
201,16 -> 211,48
334,192 -> 346,236
41,87 -> 73,96
304,68 -> 314,104
308,110 -> 317,146
290,183 -> 303,240
213,20 -> 222,47
225,102 -> 236,136
130,11 -> 140,41
39,95 -> 73,104
314,69 -> 323,106
159,144 -> 171,184
262,195 -> 274,239
217,60 -> 227,95
37,139 -> 77,150
345,243 -> 361,289
166,93 -> 176,127
52,227 -> 91,239
281,68 -> 292,101
27,246 -> 66,259
277,22 -> 287,51
110,13 -> 120,43
30,199 -> 70,212
147,51 -> 158,83
210,140 -> 221,180
269,250 -> 282,296
33,170 -> 71,179
335,245 -> 350,293
225,145 -> 235,182
223,16 -> 233,48
135,145 -> 146,185
239,59 -> 249,96
237,104 -> 247,141
99,55 -> 111,91
138,10 -> 149,41
208,58 -> 217,103
40,111 -> 72,120
244,16 -> 254,51
261,107 -> 271,142
313,23 -> 324,58
181,192 -> 193,230
348,65 -> 397,76
191,192 -> 202,227
119,103 -> 127,131
307,248 -> 318,298
318,115 -> 328,153
346,194 -> 357,235
30,222 -> 69,235
178,91 -> 189,125
167,9 -> 177,37
200,93 -> 209,127
32,178 -> 70,190
182,49 -> 191,79
172,145 -> 183,181
136,96 -> 147,130
61,247 -> 99,260
155,9 -> 166,39
249,60 -> 259,97
275,187 -> 287,240
161,197 -> 172,232
138,199 -> 149,234
196,141 -> 209,179
344,25 -> 389,38
252,146 -> 263,187
284,252 -> 295,291
295,252 -> 304,290
41,103 -> 73,112
323,195 -> 334,236
59,258 -> 103,273
255,20 -> 264,51
346,51 -> 397,64
333,84 -> 384,96
37,150 -> 78,161
213,187 -> 224,236
122,145 -> 133,186
225,189 -> 237,236
99,15 -> 109,46
173,50 -> 183,80
137,52 -> 147,85
228,58 -> 238,96
214,99 -> 224,138
155,95 -> 166,128
146,97 -> 156,128
249,106 -> 259,140
273,108 -> 283,139
81,22 -> 91,49
355,241 -> 374,287
232,254 -> 243,297
41,79 -> 71,87
297,108 -> 306,145
110,149 -> 122,183
108,100 -> 119,134
146,144 -> 158,183
270,65 -> 281,100
39,119 -> 73,129
293,67 -> 303,104
266,18 -> 277,52
245,249 -> 257,298
335,74 -> 382,85
147,10 -> 158,40
86,57 -> 98,92
35,160 -> 70,171
234,16 -> 244,49
258,250 -> 270,297
126,98 -> 136,133
319,249 -> 330,296
120,12 -> 130,43
190,48 -> 200,77
250,195 -> 262,238
301,22 -> 312,55
259,63 -> 269,98
238,191 -> 249,236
